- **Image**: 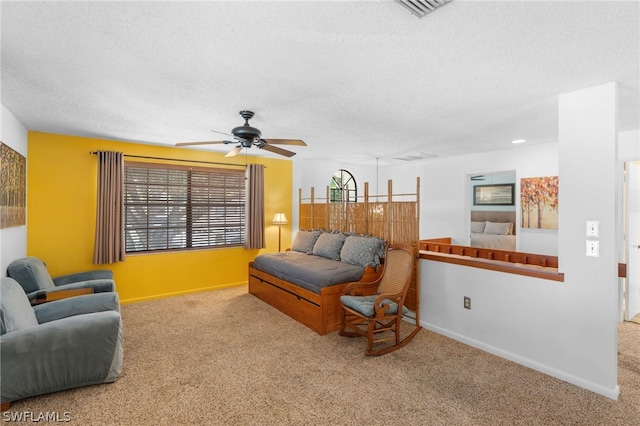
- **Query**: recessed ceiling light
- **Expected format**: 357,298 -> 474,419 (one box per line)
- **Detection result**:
511,139 -> 526,144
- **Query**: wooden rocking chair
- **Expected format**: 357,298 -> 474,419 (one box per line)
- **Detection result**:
339,243 -> 419,356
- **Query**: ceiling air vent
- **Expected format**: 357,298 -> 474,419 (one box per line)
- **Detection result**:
396,0 -> 453,18
393,152 -> 437,162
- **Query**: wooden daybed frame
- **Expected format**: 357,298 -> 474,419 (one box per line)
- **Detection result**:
248,178 -> 421,335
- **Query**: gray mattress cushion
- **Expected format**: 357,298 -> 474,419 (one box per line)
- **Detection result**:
252,251 -> 364,294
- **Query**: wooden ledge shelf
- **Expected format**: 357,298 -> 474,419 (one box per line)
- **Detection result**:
419,238 -> 564,282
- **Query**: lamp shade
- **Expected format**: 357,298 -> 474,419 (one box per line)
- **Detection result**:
272,212 -> 288,225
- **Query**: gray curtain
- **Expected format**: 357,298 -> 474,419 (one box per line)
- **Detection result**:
93,151 -> 125,264
245,164 -> 265,249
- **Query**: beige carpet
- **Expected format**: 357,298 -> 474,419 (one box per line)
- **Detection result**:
6,285 -> 640,425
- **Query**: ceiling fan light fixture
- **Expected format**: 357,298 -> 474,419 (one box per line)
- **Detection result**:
396,0 -> 453,18
175,110 -> 306,158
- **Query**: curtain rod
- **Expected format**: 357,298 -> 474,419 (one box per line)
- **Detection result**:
89,152 -> 247,168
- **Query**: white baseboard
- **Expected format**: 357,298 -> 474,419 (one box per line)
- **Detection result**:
120,281 -> 247,304
421,321 -> 620,400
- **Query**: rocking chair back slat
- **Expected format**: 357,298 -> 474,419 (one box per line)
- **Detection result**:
377,248 -> 413,295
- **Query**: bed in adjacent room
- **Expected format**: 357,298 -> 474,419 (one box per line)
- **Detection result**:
470,211 -> 516,251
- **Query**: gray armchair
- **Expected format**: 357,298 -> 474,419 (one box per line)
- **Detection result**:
0,277 -> 123,410
7,257 -> 115,302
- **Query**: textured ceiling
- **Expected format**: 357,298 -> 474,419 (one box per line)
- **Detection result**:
1,1 -> 639,165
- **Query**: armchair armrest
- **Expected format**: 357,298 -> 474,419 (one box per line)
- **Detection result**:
53,270 -> 113,286
52,278 -> 115,293
33,292 -> 120,323
30,288 -> 93,306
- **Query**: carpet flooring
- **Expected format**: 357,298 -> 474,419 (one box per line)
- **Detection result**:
5,285 -> 640,425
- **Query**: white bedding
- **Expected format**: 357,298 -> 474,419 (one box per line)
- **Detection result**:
470,233 -> 516,251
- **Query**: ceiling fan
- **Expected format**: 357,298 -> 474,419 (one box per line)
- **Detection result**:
176,110 -> 306,158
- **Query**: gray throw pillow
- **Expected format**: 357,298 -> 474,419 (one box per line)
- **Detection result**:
312,232 -> 347,261
291,230 -> 322,254
340,235 -> 387,268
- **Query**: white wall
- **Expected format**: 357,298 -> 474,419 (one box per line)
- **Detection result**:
1,104 -> 28,275
619,129 -> 639,161
292,83 -> 633,399
420,83 -> 619,399
378,143 -> 560,256
557,82 -> 619,397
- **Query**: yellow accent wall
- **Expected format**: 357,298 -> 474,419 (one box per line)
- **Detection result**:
27,132 -> 292,303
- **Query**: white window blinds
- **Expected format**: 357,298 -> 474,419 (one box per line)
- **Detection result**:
124,162 -> 246,253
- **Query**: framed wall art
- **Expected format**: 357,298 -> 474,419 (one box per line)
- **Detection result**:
521,176 -> 559,229
473,183 -> 515,206
0,142 -> 26,229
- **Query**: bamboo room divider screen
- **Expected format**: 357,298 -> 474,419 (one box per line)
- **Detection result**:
298,177 -> 421,324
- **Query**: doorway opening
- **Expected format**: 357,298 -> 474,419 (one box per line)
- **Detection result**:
622,160 -> 640,323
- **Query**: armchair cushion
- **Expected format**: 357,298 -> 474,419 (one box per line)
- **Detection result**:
340,295 -> 408,317
7,257 -> 55,294
0,278 -> 38,334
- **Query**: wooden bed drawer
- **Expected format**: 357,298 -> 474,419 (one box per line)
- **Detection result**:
249,273 -> 324,334
247,262 -> 384,335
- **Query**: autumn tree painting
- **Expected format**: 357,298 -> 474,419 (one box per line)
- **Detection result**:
0,142 -> 26,229
521,176 -> 558,229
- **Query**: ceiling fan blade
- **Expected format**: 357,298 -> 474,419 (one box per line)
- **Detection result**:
211,129 -> 238,139
259,143 -> 297,157
262,139 -> 306,146
225,147 -> 243,157
175,140 -> 228,147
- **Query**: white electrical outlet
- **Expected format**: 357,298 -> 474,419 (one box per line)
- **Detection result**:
586,240 -> 599,257
586,220 -> 599,237
463,296 -> 471,310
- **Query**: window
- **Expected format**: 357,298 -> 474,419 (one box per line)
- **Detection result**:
124,162 -> 246,253
329,169 -> 357,202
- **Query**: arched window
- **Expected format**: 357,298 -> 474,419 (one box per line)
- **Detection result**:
329,169 -> 357,203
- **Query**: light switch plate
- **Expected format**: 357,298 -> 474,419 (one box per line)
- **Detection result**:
586,240 -> 599,257
586,220 -> 599,237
